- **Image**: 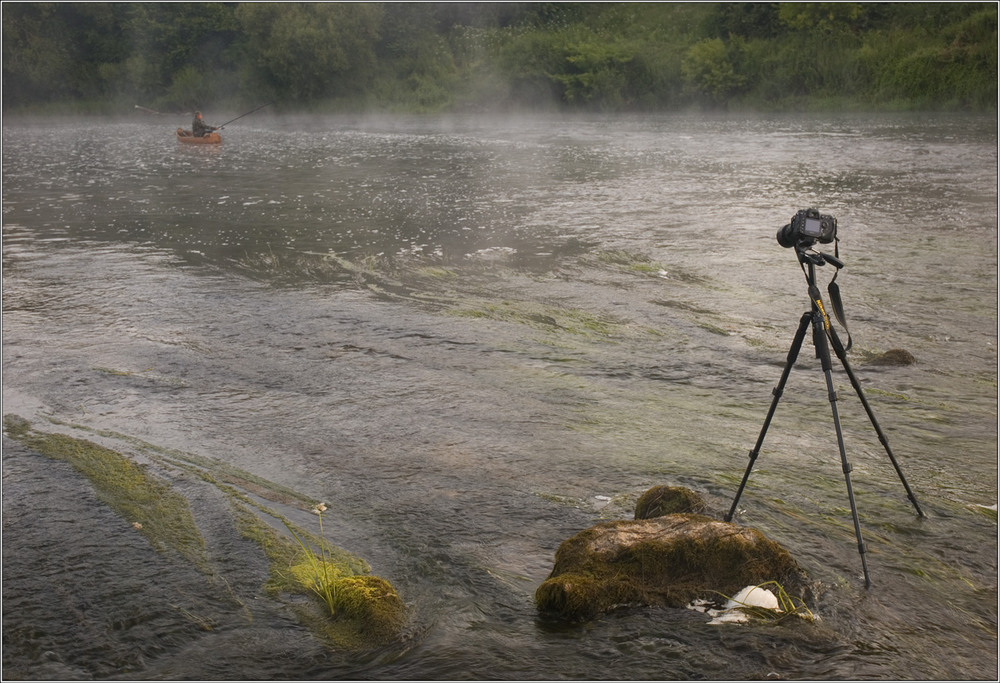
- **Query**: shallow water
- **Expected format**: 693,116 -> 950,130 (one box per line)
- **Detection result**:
2,112 -> 997,680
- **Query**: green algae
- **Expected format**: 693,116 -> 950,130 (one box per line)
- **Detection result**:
3,414 -> 406,650
3,415 -> 207,569
447,297 -> 659,340
588,249 -> 667,276
696,321 -> 732,336
45,418 -> 319,510
971,504 -> 998,522
416,266 -> 458,279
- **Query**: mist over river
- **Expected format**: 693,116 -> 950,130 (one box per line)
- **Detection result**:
2,112 -> 996,680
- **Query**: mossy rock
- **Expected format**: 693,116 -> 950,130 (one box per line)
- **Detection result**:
536,514 -> 804,622
634,485 -> 706,519
333,575 -> 406,638
870,348 -> 916,366
305,575 -> 408,650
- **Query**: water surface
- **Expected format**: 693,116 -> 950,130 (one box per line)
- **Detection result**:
3,112 -> 997,680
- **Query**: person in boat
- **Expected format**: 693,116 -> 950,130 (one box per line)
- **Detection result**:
192,111 -> 217,138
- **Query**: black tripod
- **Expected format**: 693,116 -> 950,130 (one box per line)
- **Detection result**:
724,246 -> 923,588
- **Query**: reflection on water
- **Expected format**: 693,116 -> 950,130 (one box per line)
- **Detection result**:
2,113 -> 997,680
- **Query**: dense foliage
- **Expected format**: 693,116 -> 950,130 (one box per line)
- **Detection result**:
3,2 -> 996,113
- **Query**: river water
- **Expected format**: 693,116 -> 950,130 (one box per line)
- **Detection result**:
2,112 -> 996,680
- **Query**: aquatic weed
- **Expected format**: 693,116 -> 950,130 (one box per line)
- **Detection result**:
3,415 -> 208,569
284,503 -> 340,616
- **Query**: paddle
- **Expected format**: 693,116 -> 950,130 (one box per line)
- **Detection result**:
215,103 -> 272,130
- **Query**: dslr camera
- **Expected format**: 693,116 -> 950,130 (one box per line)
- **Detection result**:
777,208 -> 837,248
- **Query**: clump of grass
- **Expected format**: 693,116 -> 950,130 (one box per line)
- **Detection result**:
279,503 -> 407,645
5,414 -> 407,647
284,503 -> 340,616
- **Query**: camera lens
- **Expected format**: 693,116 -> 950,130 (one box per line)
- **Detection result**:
776,223 -> 798,248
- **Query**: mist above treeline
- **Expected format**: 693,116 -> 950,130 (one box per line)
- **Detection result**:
3,2 -> 996,115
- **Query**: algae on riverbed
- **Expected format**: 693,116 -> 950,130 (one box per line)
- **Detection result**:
2,414 -> 406,649
3,414 -> 208,569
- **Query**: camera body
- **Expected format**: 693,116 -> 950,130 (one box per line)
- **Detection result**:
777,208 -> 837,248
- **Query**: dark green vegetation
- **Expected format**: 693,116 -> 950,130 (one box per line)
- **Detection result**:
3,2 -> 995,113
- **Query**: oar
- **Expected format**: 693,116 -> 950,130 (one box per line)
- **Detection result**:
216,103 -> 272,130
135,104 -> 161,114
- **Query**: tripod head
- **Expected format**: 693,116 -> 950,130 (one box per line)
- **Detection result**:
796,244 -> 843,270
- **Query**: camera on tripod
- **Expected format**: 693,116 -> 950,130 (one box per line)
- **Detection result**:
777,208 -> 837,249
726,207 -> 925,589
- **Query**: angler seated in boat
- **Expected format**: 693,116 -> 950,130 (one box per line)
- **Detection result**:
192,111 -> 218,137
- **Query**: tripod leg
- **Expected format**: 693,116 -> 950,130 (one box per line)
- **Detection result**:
725,312 -> 812,523
814,314 -> 872,588
827,328 -> 924,517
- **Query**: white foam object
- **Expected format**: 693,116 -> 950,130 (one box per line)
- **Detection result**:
686,585 -> 782,625
728,585 -> 780,611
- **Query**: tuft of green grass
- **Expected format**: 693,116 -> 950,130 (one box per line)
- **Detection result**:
284,504 -> 340,616
278,504 -> 406,645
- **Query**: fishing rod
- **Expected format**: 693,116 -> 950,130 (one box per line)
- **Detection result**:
216,103 -> 272,129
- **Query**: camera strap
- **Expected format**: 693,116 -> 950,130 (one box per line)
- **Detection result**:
827,277 -> 852,351
827,241 -> 852,351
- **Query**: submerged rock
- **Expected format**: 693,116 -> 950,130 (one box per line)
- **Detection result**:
536,513 -> 804,622
870,348 -> 916,365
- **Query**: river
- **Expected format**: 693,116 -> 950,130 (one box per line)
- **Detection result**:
2,112 -> 997,680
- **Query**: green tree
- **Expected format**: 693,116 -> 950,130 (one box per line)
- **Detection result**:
236,3 -> 382,103
706,3 -> 783,40
778,3 -> 864,33
549,29 -> 645,108
118,3 -> 240,109
681,38 -> 744,105
2,3 -> 130,106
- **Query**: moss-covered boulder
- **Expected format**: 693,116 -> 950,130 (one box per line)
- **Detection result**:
634,485 -> 707,519
535,514 -> 804,622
